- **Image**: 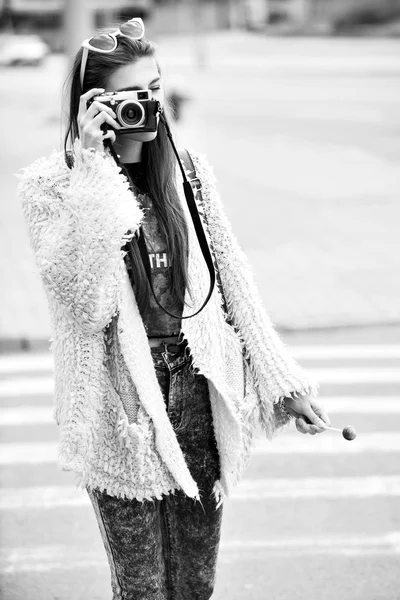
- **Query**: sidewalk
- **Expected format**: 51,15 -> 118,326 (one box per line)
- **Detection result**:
1,32 -> 399,350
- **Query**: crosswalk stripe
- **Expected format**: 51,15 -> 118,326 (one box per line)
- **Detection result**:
1,396 -> 399,426
289,345 -> 400,359
1,432 -> 399,465
0,443 -> 58,464
0,345 -> 399,375
0,354 -> 53,374
0,378 -> 53,397
2,532 -> 400,573
1,476 -> 400,510
222,532 -> 400,549
252,432 -> 400,454
309,368 -> 400,383
234,476 -> 400,500
1,367 -> 399,398
318,397 -> 400,413
0,406 -> 54,425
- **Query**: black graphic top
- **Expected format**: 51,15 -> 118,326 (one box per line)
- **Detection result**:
123,162 -> 183,337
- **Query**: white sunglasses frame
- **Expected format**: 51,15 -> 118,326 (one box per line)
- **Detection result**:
80,18 -> 145,89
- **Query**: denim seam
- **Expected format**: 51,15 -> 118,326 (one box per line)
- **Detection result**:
160,498 -> 174,600
88,489 -> 124,599
172,369 -> 189,433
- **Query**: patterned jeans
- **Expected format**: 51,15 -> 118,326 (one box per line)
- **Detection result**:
87,343 -> 223,600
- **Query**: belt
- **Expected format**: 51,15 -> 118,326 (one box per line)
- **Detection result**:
148,336 -> 187,354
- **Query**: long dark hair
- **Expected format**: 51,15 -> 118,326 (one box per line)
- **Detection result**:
63,35 -> 191,318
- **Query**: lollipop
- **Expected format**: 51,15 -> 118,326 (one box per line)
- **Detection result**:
342,425 -> 357,441
301,415 -> 357,441
321,423 -> 357,441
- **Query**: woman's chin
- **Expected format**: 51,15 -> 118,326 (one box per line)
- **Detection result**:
119,131 -> 158,143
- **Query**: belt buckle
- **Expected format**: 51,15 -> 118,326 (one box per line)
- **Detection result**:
161,343 -> 180,371
162,342 -> 180,355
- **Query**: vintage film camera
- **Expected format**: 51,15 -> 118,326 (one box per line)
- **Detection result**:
89,90 -> 162,133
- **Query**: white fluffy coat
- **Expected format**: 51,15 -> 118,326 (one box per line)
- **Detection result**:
17,140 -> 319,506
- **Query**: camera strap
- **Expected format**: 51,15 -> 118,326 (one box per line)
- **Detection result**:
178,148 -> 229,318
104,117 -> 216,320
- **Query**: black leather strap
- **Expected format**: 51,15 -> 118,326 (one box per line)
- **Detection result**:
104,116 -> 216,320
178,149 -> 228,317
136,142 -> 216,319
66,128 -> 217,320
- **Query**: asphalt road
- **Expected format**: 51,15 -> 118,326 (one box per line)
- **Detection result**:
1,325 -> 400,600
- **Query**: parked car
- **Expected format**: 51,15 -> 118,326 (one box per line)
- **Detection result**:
0,34 -> 49,66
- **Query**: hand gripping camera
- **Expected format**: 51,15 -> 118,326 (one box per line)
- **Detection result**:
89,89 -> 162,133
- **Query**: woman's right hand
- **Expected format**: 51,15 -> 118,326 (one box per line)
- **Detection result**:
78,88 -> 122,152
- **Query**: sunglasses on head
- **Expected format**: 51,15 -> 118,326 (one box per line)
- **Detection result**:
80,17 -> 145,89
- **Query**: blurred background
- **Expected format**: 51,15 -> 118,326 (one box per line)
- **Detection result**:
0,0 -> 400,340
1,2 -> 400,600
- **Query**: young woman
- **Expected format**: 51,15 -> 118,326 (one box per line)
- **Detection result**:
18,18 -> 331,600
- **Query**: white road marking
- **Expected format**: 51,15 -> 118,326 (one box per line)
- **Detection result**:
218,532 -> 400,560
0,406 -> 53,425
1,432 -> 400,465
0,486 -> 90,509
1,396 -> 399,426
309,368 -> 400,383
0,378 -> 53,398
1,367 -> 399,398
0,442 -> 58,464
291,345 -> 400,360
0,345 -> 399,375
0,545 -> 103,574
1,476 -> 400,510
233,476 -> 400,500
0,354 -> 53,375
221,531 -> 400,550
252,432 -> 400,454
2,532 -> 400,572
317,397 -> 400,413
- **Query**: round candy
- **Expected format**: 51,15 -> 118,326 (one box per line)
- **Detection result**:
342,426 -> 357,441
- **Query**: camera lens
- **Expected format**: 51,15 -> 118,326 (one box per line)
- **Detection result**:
117,100 -> 145,128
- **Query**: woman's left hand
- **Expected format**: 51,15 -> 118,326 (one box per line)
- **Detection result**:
283,394 -> 331,435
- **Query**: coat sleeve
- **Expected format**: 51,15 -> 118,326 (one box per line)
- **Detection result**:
17,140 -> 143,334
188,150 -> 320,435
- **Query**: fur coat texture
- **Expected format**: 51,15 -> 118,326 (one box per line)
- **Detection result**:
17,139 -> 319,507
